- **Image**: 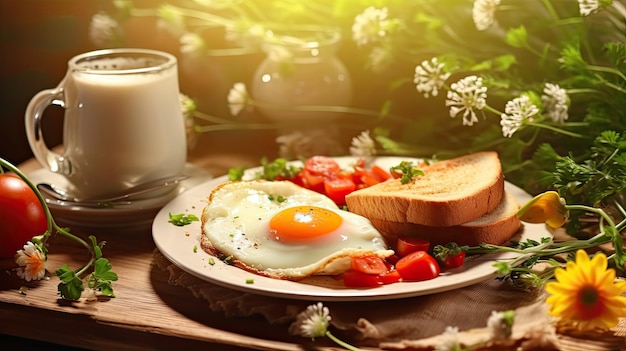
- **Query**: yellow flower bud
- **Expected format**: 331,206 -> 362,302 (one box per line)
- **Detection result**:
517,191 -> 568,228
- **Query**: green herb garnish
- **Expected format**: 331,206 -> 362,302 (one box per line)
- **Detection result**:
168,212 -> 199,226
390,161 -> 424,184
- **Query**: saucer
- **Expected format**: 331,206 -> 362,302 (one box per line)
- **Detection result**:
26,163 -> 211,231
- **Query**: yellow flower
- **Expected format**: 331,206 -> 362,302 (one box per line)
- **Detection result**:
545,250 -> 626,331
517,191 -> 569,228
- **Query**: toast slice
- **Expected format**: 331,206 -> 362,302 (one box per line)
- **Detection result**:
345,151 -> 504,227
368,192 -> 521,247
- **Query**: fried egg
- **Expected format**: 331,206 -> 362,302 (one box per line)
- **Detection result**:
200,180 -> 393,280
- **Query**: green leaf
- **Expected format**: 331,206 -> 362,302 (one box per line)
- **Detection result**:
505,26 -> 528,49
57,276 -> 84,300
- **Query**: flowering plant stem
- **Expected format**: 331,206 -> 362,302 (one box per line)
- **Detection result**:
0,157 -> 117,300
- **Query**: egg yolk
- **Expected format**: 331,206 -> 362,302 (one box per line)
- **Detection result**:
268,206 -> 343,244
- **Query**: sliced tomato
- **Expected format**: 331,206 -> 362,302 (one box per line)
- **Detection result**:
394,251 -> 440,282
343,269 -> 382,288
350,255 -> 388,275
377,269 -> 402,285
396,237 -> 431,257
371,165 -> 392,182
442,251 -> 466,268
299,169 -> 326,192
324,177 -> 356,206
304,156 -> 341,176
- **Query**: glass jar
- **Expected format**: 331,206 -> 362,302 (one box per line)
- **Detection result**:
250,30 -> 352,122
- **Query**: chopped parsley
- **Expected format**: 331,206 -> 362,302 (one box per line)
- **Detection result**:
390,161 -> 425,184
168,212 -> 199,226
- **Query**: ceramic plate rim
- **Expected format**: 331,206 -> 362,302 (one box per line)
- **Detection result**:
152,156 -> 551,301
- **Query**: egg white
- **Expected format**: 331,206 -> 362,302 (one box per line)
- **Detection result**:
200,180 -> 393,280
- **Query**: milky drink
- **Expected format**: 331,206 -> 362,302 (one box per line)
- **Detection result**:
25,49 -> 187,199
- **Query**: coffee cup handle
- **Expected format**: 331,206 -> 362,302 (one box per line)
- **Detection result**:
24,88 -> 72,176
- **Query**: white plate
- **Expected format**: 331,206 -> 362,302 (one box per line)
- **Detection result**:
152,157 -> 551,301
27,163 -> 211,231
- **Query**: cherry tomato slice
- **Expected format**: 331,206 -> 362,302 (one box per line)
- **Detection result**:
371,165 -> 392,182
343,269 -> 382,288
396,237 -> 431,257
350,255 -> 388,275
377,269 -> 402,285
323,177 -> 356,206
443,251 -> 466,268
394,251 -> 440,282
304,156 -> 341,176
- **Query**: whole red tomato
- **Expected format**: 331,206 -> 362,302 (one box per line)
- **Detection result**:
0,174 -> 48,258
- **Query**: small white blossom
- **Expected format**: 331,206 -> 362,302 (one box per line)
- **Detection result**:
179,32 -> 205,57
434,326 -> 461,351
445,75 -> 487,126
89,12 -> 120,47
15,241 -> 47,282
414,57 -> 451,98
352,7 -> 393,47
578,0 -> 599,16
541,83 -> 569,123
500,95 -> 539,138
227,82 -> 249,116
472,0 -> 501,31
179,94 -> 198,149
366,45 -> 393,73
487,310 -> 515,339
350,130 -> 376,159
289,302 -> 331,338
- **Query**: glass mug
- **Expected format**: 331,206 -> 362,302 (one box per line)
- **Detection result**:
25,48 -> 187,199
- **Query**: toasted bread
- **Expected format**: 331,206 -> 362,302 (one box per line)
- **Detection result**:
345,151 -> 504,227
369,191 -> 521,247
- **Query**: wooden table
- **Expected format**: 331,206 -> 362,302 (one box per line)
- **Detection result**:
0,132 -> 317,351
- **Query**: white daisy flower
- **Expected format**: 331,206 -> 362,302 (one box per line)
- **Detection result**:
179,32 -> 205,57
350,130 -> 376,158
227,82 -> 249,116
289,302 -> 331,338
15,241 -> 47,282
487,310 -> 515,339
500,95 -> 539,138
89,12 -> 120,47
352,6 -> 392,47
541,83 -> 569,123
472,0 -> 501,31
434,326 -> 461,351
445,75 -> 488,126
414,57 -> 451,98
578,0 -> 599,16
179,94 -> 198,149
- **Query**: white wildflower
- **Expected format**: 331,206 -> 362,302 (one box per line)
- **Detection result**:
472,0 -> 501,31
500,95 -> 539,138
366,45 -> 393,73
350,130 -> 376,158
227,82 -> 249,116
541,83 -> 569,123
434,326 -> 461,351
179,94 -> 198,149
445,75 -> 487,126
179,32 -> 205,57
414,57 -> 451,98
15,241 -> 47,282
89,12 -> 120,47
487,310 -> 515,339
578,0 -> 599,16
352,6 -> 393,47
289,302 -> 331,338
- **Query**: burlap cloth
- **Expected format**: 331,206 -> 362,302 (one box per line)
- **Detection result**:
153,250 -> 625,350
